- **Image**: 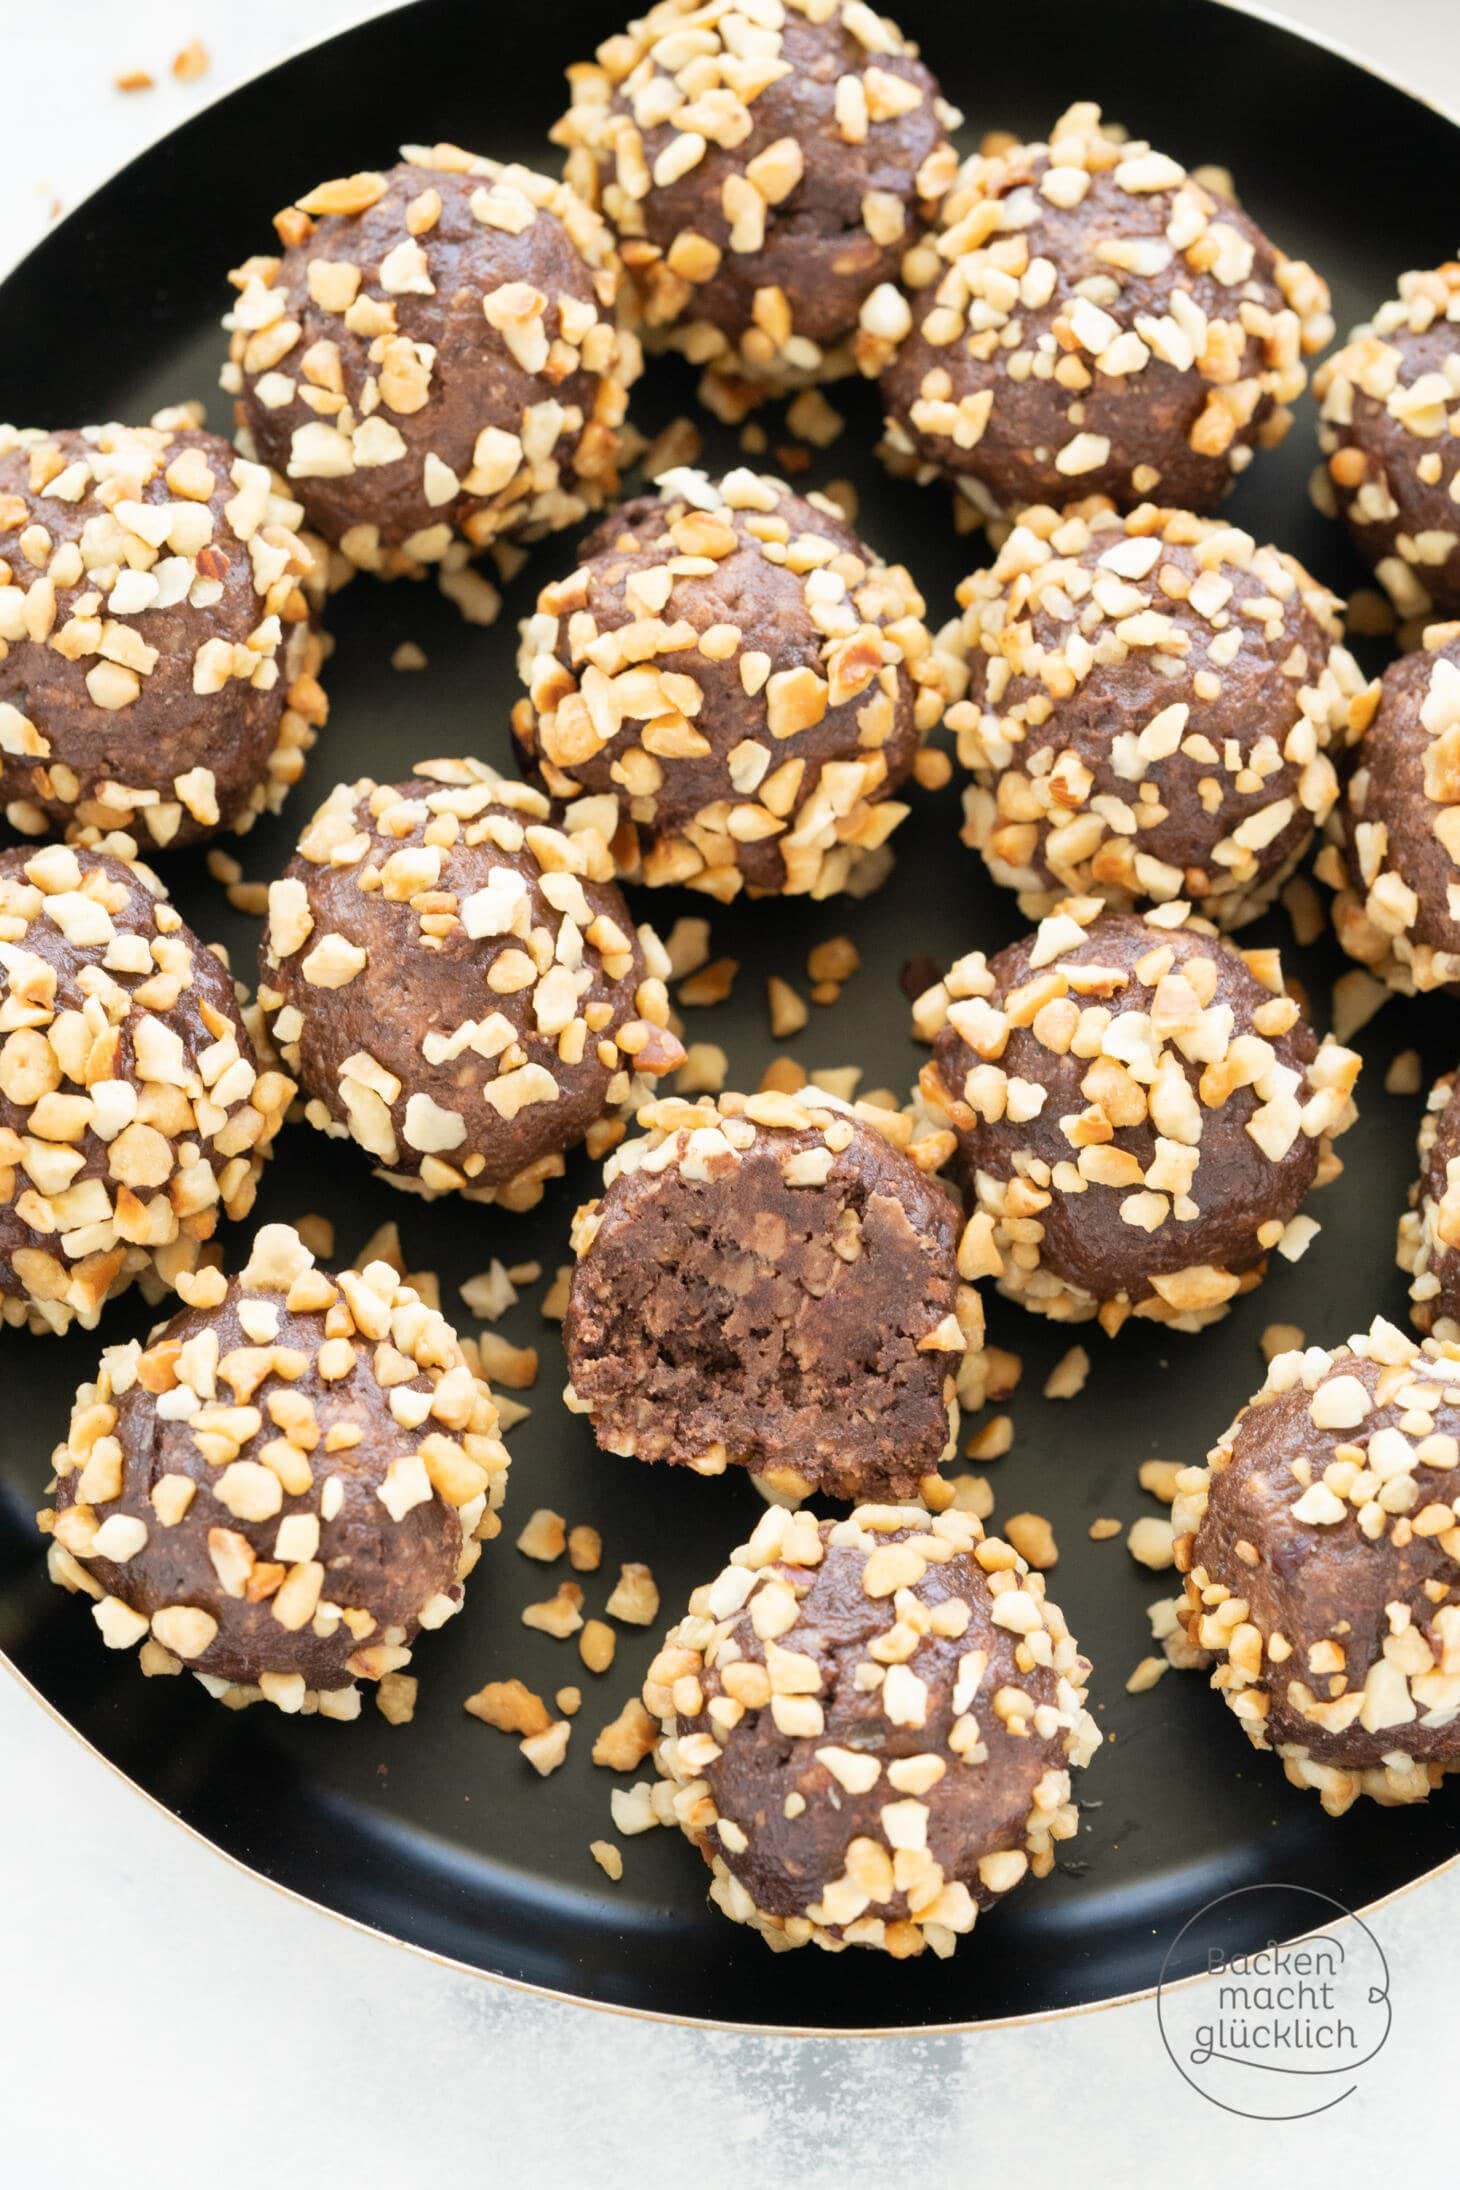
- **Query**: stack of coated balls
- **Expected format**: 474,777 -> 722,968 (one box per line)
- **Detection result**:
10,0 -> 1460,1973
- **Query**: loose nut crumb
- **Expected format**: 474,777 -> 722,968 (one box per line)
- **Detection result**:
590,1839 -> 624,1881
786,389 -> 844,448
461,1261 -> 520,1321
676,1041 -> 729,1094
1089,1517 -> 1123,1541
568,1524 -> 602,1573
983,1347 -> 1023,1401
641,416 -> 703,480
439,566 -> 501,626
1330,968 -> 1389,1043
759,1056 -> 808,1094
604,1562 -> 659,1626
355,1219 -> 405,1273
1137,1459 -> 1182,1504
295,1213 -> 336,1261
115,69 -> 154,92
465,1678 -> 551,1736
1345,587 -> 1396,638
805,937 -> 862,989
1260,1321 -> 1305,1362
541,1266 -> 572,1321
767,974 -> 809,1038
1004,1512 -> 1058,1568
593,1698 -> 658,1771
556,1686 -> 582,1716
580,1618 -> 616,1673
520,1719 -> 571,1776
171,39 -> 208,80
1043,1346 -> 1090,1400
391,642 -> 428,671
1126,1656 -> 1169,1695
809,1065 -> 861,1101
1282,874 -> 1325,948
1127,1516 -> 1176,1571
522,1582 -> 584,1638
477,1332 -> 539,1389
516,1508 -> 566,1562
965,1413 -> 1013,1462
807,937 -> 859,985
609,1782 -> 661,1835
1385,1049 -> 1422,1096
376,1672 -> 418,1725
946,1473 -> 994,1519
678,957 -> 738,1008
663,917 -> 712,980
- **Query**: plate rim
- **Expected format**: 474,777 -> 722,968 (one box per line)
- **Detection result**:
3,0 -> 1456,298
10,1642 -> 1454,2038
1208,0 -> 1460,128
3,0 -> 1459,2038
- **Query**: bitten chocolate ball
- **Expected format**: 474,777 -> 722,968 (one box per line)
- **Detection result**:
43,1222 -> 508,1716
223,148 -> 638,582
1317,626 -> 1460,995
644,1499 -> 1099,1956
1314,265 -> 1460,625
1174,1319 -> 1460,1814
866,104 -> 1331,527
0,413 -> 326,849
943,502 -> 1372,929
258,760 -> 684,1211
915,900 -> 1360,1333
513,467 -> 951,900
0,841 -> 293,1336
563,1089 -> 984,1502
555,0 -> 959,401
1398,1068 -> 1460,1339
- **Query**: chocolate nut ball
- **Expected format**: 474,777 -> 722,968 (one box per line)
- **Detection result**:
0,840 -> 293,1336
513,467 -> 952,900
1174,1318 -> 1460,1815
563,1089 -> 985,1503
555,0 -> 959,399
1317,625 -> 1460,994
867,104 -> 1332,528
43,1221 -> 508,1716
1314,264 -> 1460,625
0,413 -> 326,849
644,1500 -> 1100,1956
258,760 -> 684,1211
1398,1068 -> 1460,1339
224,148 -> 639,581
943,501 -> 1372,929
915,901 -> 1360,1333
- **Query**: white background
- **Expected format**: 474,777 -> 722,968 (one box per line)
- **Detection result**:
3,5 -> 1459,2185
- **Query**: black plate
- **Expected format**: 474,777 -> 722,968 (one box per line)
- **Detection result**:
4,0 -> 1460,2034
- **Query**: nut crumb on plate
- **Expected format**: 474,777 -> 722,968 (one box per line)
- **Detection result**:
465,1678 -> 551,1736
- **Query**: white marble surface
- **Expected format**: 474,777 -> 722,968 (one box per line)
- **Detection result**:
4,5 -> 1460,2183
